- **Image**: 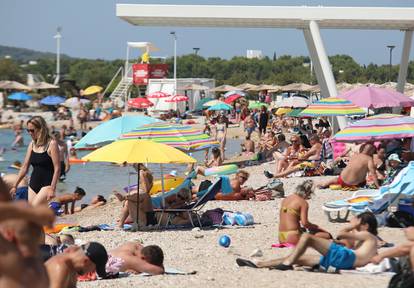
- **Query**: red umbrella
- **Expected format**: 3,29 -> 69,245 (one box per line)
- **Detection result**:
128,98 -> 154,109
224,94 -> 243,104
147,91 -> 171,98
165,94 -> 189,103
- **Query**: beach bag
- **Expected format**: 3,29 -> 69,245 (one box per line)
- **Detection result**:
266,179 -> 284,198
386,211 -> 414,228
201,208 -> 224,226
388,257 -> 414,288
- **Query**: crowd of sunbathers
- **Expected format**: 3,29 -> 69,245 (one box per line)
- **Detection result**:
0,177 -> 165,288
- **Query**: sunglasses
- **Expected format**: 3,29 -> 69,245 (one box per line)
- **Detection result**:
27,129 -> 36,133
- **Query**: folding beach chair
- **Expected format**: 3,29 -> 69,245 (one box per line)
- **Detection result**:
154,178 -> 222,228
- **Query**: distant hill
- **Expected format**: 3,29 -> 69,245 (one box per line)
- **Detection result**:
0,45 -> 72,63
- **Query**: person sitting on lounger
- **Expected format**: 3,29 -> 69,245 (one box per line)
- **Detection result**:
48,186 -> 86,215
106,241 -> 164,276
215,170 -> 254,201
277,180 -> 331,245
318,143 -> 380,189
264,134 -> 322,178
236,212 -> 378,271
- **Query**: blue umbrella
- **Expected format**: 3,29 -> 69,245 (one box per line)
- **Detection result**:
40,95 -> 66,106
207,103 -> 233,111
224,90 -> 247,98
8,92 -> 32,101
74,115 -> 161,149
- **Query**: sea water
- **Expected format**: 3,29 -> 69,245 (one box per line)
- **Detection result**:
0,129 -> 242,203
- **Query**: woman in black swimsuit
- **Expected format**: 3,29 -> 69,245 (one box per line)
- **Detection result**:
12,116 -> 60,206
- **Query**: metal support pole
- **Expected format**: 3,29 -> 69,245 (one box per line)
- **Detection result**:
53,27 -> 62,85
387,45 -> 395,82
397,31 -> 413,93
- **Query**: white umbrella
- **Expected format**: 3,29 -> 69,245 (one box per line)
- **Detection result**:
279,96 -> 310,108
64,97 -> 90,108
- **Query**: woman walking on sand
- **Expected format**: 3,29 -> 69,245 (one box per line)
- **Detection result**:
11,116 -> 60,206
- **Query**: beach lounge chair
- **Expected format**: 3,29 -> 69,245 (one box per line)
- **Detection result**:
322,162 -> 414,222
154,178 -> 222,228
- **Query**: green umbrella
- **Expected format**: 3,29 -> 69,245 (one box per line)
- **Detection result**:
194,97 -> 214,111
286,108 -> 305,118
248,101 -> 268,110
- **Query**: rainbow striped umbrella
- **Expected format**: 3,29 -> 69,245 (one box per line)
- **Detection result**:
333,114 -> 414,142
299,97 -> 365,117
120,122 -> 219,151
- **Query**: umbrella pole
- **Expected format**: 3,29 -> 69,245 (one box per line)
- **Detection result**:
136,164 -> 140,231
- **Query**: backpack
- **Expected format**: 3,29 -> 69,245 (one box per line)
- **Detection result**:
201,208 -> 224,226
386,211 -> 414,228
388,257 -> 414,288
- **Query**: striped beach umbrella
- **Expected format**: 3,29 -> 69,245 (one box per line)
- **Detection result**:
333,114 -> 414,142
165,94 -> 189,103
121,122 -> 219,151
127,97 -> 154,109
299,97 -> 365,117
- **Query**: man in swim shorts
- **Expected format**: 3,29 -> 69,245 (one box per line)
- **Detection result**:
318,143 -> 380,189
236,212 -> 378,271
48,186 -> 86,215
106,241 -> 164,276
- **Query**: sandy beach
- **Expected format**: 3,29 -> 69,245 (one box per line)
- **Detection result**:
60,162 -> 403,288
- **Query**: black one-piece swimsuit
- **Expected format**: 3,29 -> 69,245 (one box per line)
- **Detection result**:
29,142 -> 54,193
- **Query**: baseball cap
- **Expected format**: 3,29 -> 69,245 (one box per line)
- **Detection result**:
81,242 -> 108,278
388,153 -> 401,163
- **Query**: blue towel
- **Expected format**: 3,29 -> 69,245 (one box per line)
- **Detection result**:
220,176 -> 233,194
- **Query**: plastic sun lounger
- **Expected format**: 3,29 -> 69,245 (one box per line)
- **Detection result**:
322,161 -> 414,222
154,178 -> 223,228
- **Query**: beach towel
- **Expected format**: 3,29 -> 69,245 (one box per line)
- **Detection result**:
220,176 -> 233,194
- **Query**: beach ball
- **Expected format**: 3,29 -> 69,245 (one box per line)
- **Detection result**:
219,235 -> 231,248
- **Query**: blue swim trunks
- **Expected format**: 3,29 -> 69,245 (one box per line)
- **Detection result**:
14,186 -> 28,201
49,202 -> 63,216
319,242 -> 356,271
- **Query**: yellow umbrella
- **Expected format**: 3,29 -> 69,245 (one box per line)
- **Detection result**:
83,139 -> 195,230
83,85 -> 103,96
82,139 -> 196,164
275,107 -> 292,116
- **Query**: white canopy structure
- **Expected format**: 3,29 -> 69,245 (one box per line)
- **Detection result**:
116,4 -> 414,128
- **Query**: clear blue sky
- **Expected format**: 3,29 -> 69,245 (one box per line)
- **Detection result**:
1,0 -> 414,64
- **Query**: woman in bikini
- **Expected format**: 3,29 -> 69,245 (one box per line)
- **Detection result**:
278,180 -> 331,245
215,115 -> 227,159
11,116 -> 60,206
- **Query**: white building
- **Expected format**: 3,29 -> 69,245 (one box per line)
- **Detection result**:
246,49 -> 263,59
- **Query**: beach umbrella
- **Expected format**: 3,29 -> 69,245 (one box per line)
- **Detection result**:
224,94 -> 243,104
286,108 -> 306,118
83,85 -> 103,96
165,94 -> 189,103
127,97 -> 154,109
279,96 -> 310,108
64,97 -> 90,108
236,83 -> 257,91
299,97 -> 365,117
74,115 -> 160,149
339,86 -> 414,109
281,83 -> 314,92
333,114 -> 414,142
194,97 -> 214,111
248,101 -> 268,110
275,107 -> 292,116
207,102 -> 233,111
7,92 -> 32,101
248,84 -> 278,91
121,122 -> 219,151
210,84 -> 239,92
82,139 -> 196,229
182,83 -> 209,90
223,90 -> 247,98
147,91 -> 170,98
0,80 -> 31,90
203,99 -> 224,107
30,82 -> 59,90
39,95 -> 65,106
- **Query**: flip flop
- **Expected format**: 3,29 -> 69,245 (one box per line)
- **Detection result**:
269,263 -> 293,271
236,258 -> 258,268
271,243 -> 296,248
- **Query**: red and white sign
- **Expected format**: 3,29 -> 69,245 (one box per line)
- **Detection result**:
133,64 -> 169,85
